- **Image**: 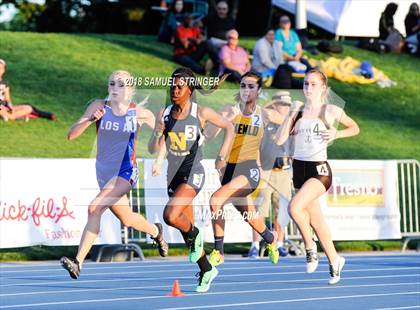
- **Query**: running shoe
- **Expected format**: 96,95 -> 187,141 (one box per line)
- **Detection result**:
266,243 -> 279,264
278,246 -> 289,257
247,246 -> 259,259
266,231 -> 279,264
329,256 -> 345,285
306,241 -> 319,273
196,267 -> 219,293
60,257 -> 80,279
188,226 -> 203,263
209,249 -> 224,266
151,223 -> 169,257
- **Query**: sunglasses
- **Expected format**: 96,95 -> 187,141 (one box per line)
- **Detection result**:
109,80 -> 125,87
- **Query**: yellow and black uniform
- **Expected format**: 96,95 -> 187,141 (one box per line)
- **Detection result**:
221,104 -> 264,192
163,102 -> 206,197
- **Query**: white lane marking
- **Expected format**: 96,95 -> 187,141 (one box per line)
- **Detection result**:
1,266 -> 419,284
1,283 -> 419,309
0,278 -> 418,298
158,292 -> 420,310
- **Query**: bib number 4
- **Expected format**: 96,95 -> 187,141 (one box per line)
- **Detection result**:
316,163 -> 329,176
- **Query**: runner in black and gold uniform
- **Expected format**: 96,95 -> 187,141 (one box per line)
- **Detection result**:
205,71 -> 280,267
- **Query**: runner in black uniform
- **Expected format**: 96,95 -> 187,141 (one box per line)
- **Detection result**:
151,68 -> 233,293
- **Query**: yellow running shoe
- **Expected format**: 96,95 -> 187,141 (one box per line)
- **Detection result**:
208,249 -> 224,266
266,243 -> 279,264
267,231 -> 279,264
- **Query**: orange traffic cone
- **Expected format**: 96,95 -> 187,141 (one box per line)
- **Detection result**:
166,280 -> 186,297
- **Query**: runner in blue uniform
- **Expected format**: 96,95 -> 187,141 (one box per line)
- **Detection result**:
61,70 -> 168,279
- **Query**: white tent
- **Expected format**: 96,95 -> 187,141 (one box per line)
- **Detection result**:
272,0 -> 417,37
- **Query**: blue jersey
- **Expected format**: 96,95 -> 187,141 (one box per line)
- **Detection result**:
95,101 -> 138,189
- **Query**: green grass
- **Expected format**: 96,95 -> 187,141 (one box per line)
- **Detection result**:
0,32 -> 419,160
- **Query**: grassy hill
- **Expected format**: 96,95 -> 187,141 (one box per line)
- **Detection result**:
0,32 -> 419,160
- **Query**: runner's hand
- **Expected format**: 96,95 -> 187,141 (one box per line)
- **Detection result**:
152,163 -> 162,177
89,107 -> 105,122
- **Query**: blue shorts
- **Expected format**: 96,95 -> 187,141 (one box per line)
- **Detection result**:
96,165 -> 138,190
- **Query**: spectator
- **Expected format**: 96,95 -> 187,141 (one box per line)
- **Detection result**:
173,14 -> 216,74
275,15 -> 312,72
379,3 -> 398,40
405,3 -> 420,36
252,28 -> 284,81
201,1 -> 235,47
0,59 -> 56,122
158,0 -> 185,44
219,29 -> 251,82
405,3 -> 420,54
248,91 -> 294,259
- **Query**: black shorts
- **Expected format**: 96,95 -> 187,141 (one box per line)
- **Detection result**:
221,160 -> 261,193
292,159 -> 332,191
167,163 -> 205,197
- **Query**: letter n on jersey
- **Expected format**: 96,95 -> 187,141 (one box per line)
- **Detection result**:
168,132 -> 187,151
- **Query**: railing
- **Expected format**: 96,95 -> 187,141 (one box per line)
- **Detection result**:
398,160 -> 420,251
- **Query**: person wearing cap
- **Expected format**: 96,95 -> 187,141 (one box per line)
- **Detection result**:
218,29 -> 251,82
0,59 -> 56,121
275,15 -> 312,72
252,28 -> 285,85
247,91 -> 294,258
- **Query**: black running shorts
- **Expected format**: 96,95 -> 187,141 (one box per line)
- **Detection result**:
221,160 -> 261,193
167,163 -> 205,197
292,159 -> 332,191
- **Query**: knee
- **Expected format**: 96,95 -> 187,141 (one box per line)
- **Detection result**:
163,207 -> 178,227
288,201 -> 301,219
88,204 -> 104,218
209,194 -> 224,212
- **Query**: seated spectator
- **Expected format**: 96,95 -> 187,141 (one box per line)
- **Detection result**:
379,2 -> 398,40
158,0 -> 185,44
275,15 -> 312,72
405,3 -> 420,55
219,29 -> 251,82
201,1 -> 235,48
0,59 -> 56,121
252,28 -> 284,79
173,14 -> 217,74
378,3 -> 404,53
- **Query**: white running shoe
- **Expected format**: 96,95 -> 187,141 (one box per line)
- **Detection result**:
329,256 -> 346,285
305,241 -> 319,273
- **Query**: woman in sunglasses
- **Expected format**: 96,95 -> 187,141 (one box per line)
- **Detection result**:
204,70 -> 280,267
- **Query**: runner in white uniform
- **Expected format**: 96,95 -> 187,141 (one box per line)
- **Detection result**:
275,68 -> 360,285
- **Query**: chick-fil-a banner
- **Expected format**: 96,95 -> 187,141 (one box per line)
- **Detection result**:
0,158 -> 121,248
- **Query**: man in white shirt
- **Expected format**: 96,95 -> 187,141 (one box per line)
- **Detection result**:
252,28 -> 284,78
